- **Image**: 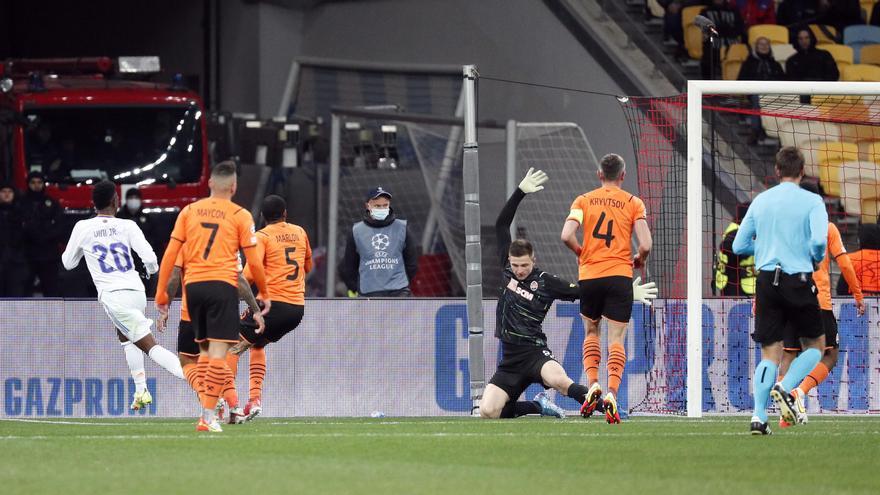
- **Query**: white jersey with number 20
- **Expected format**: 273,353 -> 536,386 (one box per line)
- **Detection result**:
62,215 -> 158,296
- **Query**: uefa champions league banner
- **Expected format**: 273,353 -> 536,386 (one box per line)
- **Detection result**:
1,299 -> 877,418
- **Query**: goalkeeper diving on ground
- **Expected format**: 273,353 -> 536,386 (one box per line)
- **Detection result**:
480,168 -> 657,419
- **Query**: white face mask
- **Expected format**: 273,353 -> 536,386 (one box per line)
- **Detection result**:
126,198 -> 142,211
370,207 -> 390,221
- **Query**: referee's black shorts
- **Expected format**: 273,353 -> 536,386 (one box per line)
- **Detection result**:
185,281 -> 240,343
753,269 -> 822,345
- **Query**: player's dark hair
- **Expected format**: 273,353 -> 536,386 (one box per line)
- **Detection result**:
508,239 -> 534,257
211,160 -> 237,178
599,153 -> 625,181
92,180 -> 117,210
262,194 -> 286,223
776,146 -> 805,178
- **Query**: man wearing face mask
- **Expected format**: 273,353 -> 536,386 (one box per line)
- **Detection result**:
117,188 -> 160,294
339,186 -> 418,297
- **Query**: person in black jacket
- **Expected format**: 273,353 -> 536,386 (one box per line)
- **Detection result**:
738,37 -> 786,143
0,183 -> 28,297
338,186 -> 419,297
116,188 -> 160,295
20,171 -> 63,296
786,27 -> 840,82
701,0 -> 746,79
777,0 -> 819,27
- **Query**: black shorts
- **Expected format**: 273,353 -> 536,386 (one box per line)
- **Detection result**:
579,276 -> 633,322
176,320 -> 200,356
753,270 -> 822,345
783,309 -> 839,351
488,343 -> 556,400
185,281 -> 240,343
240,301 -> 304,347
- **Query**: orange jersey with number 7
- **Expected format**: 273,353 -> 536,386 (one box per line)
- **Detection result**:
243,222 -> 312,305
568,185 -> 647,280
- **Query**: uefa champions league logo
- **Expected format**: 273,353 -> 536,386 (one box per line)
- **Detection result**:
371,233 -> 390,251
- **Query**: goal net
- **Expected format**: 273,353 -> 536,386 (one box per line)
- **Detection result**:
620,81 -> 880,416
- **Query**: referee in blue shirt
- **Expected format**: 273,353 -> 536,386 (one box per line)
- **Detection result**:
733,146 -> 828,435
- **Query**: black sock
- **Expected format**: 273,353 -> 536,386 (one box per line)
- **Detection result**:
499,400 -> 542,418
567,383 -> 589,404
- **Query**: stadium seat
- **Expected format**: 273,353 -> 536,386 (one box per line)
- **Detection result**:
843,63 -> 880,81
858,44 -> 880,65
866,141 -> 880,163
759,95 -> 807,138
810,24 -> 838,45
682,6 -> 705,60
748,24 -> 789,47
777,120 -> 842,177
844,25 -> 880,62
818,43 -> 855,70
771,43 -> 796,63
816,142 -> 859,196
837,161 -> 880,221
722,44 -> 748,80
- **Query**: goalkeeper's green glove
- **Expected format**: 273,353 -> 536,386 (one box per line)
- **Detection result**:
347,290 -> 359,298
632,276 -> 658,306
518,167 -> 549,194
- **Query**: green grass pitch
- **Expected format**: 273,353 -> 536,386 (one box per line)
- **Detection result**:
2,416 -> 879,494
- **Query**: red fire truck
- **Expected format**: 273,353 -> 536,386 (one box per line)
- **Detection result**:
0,56 -> 209,217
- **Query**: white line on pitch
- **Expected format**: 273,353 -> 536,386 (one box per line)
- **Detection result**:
0,418 -> 146,426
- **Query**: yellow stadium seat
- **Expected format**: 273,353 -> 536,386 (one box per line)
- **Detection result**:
682,6 -> 705,60
724,43 -> 749,62
817,142 -> 859,196
843,63 -> 880,81
818,43 -> 855,66
777,120 -> 842,177
723,60 -> 743,80
748,24 -> 789,47
838,162 -> 880,218
810,24 -> 838,45
867,142 -> 880,162
859,44 -> 880,65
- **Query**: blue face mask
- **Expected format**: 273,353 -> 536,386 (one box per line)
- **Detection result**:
370,207 -> 390,221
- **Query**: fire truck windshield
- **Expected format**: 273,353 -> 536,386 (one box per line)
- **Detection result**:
23,104 -> 203,185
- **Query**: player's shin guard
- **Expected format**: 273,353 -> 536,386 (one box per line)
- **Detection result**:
196,354 -> 209,399
249,347 -> 266,400
203,358 -> 226,410
566,383 -> 589,404
798,362 -> 830,396
781,348 -> 822,393
221,366 -> 239,409
607,343 -> 626,395
582,335 -> 601,385
121,341 -> 147,393
226,352 -> 239,377
752,359 -> 777,423
183,363 -> 200,395
147,345 -> 185,379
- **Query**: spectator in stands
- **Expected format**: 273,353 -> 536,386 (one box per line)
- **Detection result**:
735,0 -> 776,29
0,183 -> 28,297
116,188 -> 160,295
715,202 -> 756,296
786,27 -> 840,83
701,0 -> 745,79
738,37 -> 786,143
20,171 -> 63,296
661,1 -> 706,49
339,186 -> 419,297
818,0 -> 864,32
777,0 -> 819,28
838,223 -> 880,295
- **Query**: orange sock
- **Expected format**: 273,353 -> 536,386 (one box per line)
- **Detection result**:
221,365 -> 239,409
226,352 -> 240,377
202,358 -> 226,410
183,363 -> 200,396
582,335 -> 601,385
798,362 -> 830,396
249,347 -> 267,401
607,342 -> 627,395
196,354 -> 209,404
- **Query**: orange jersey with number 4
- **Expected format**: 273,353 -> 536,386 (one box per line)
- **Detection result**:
170,197 -> 256,288
568,185 -> 647,280
243,222 -> 312,305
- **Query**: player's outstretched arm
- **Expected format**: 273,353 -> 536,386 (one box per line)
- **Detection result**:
495,167 -> 549,265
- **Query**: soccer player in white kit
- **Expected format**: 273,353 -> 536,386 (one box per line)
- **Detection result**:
62,180 -> 184,410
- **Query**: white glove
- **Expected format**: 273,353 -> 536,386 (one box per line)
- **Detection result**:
632,276 -> 658,306
518,167 -> 549,194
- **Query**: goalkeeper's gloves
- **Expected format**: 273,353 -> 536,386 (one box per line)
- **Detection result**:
347,290 -> 359,298
632,276 -> 658,306
518,167 -> 549,194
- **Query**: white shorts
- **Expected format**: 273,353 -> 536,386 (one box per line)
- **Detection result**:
99,289 -> 153,343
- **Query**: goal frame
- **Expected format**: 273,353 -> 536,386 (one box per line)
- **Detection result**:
686,80 -> 880,418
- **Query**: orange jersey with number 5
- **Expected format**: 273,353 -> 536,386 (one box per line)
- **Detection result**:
568,185 -> 647,280
169,197 -> 256,288
243,222 -> 312,305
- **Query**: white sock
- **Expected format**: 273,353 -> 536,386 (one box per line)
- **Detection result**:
148,345 -> 185,379
121,342 -> 147,393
